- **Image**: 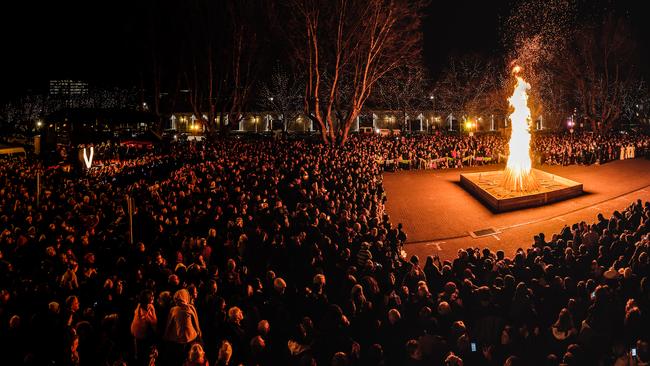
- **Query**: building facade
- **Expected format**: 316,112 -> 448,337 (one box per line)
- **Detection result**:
49,80 -> 89,96
167,110 -> 463,134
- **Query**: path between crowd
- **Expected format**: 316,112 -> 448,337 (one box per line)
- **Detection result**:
382,159 -> 650,260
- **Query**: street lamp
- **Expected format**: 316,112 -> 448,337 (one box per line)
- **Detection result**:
567,116 -> 575,134
464,118 -> 478,134
429,95 -> 435,132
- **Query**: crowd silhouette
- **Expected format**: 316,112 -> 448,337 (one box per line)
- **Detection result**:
0,133 -> 649,366
371,132 -> 649,170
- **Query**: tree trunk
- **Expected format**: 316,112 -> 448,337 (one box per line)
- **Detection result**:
327,115 -> 336,144
320,127 -> 330,144
339,124 -> 351,146
339,109 -> 360,146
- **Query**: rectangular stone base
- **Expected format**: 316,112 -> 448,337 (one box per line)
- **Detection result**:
460,169 -> 583,212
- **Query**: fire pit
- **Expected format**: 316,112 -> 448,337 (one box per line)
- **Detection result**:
461,65 -> 583,211
460,169 -> 583,212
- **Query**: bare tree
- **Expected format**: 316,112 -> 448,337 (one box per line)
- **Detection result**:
502,1 -> 645,130
502,0 -> 577,128
0,102 -> 18,127
433,56 -> 502,124
560,15 -> 639,130
281,0 -> 426,145
375,65 -> 428,131
179,0 -> 266,135
0,95 -> 46,133
527,69 -> 572,129
142,0 -> 167,131
621,80 -> 649,123
0,86 -> 139,135
258,63 -> 304,131
76,88 -> 138,110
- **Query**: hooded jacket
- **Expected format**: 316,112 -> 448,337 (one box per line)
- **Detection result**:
164,289 -> 202,344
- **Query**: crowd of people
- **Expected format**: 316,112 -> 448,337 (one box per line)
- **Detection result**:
0,133 -> 649,366
371,134 -> 503,169
533,133 -> 648,166
372,132 -> 650,170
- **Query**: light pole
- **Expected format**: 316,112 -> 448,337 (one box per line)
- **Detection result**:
267,97 -> 276,130
36,171 -> 41,208
126,195 -> 134,244
568,109 -> 576,132
428,95 -> 435,134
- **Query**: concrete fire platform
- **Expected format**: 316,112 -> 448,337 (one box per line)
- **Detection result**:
460,169 -> 583,212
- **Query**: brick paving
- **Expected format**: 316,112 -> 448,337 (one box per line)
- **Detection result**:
383,159 -> 650,260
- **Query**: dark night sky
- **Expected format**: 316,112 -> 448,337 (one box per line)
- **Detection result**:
1,0 -> 649,102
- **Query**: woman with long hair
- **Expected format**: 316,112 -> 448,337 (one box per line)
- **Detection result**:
548,308 -> 577,358
131,290 -> 157,365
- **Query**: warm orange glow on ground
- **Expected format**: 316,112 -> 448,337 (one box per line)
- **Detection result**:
503,66 -> 539,192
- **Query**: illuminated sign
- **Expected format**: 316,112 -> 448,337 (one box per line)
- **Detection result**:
83,147 -> 94,169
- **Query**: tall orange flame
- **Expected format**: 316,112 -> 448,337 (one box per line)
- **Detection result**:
503,66 -> 538,192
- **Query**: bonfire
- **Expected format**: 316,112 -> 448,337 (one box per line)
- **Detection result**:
502,66 -> 539,192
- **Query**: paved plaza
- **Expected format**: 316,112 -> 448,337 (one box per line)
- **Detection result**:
383,159 -> 650,260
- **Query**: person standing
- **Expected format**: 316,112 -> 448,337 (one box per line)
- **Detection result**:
620,144 -> 626,160
164,289 -> 202,365
131,290 -> 158,364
